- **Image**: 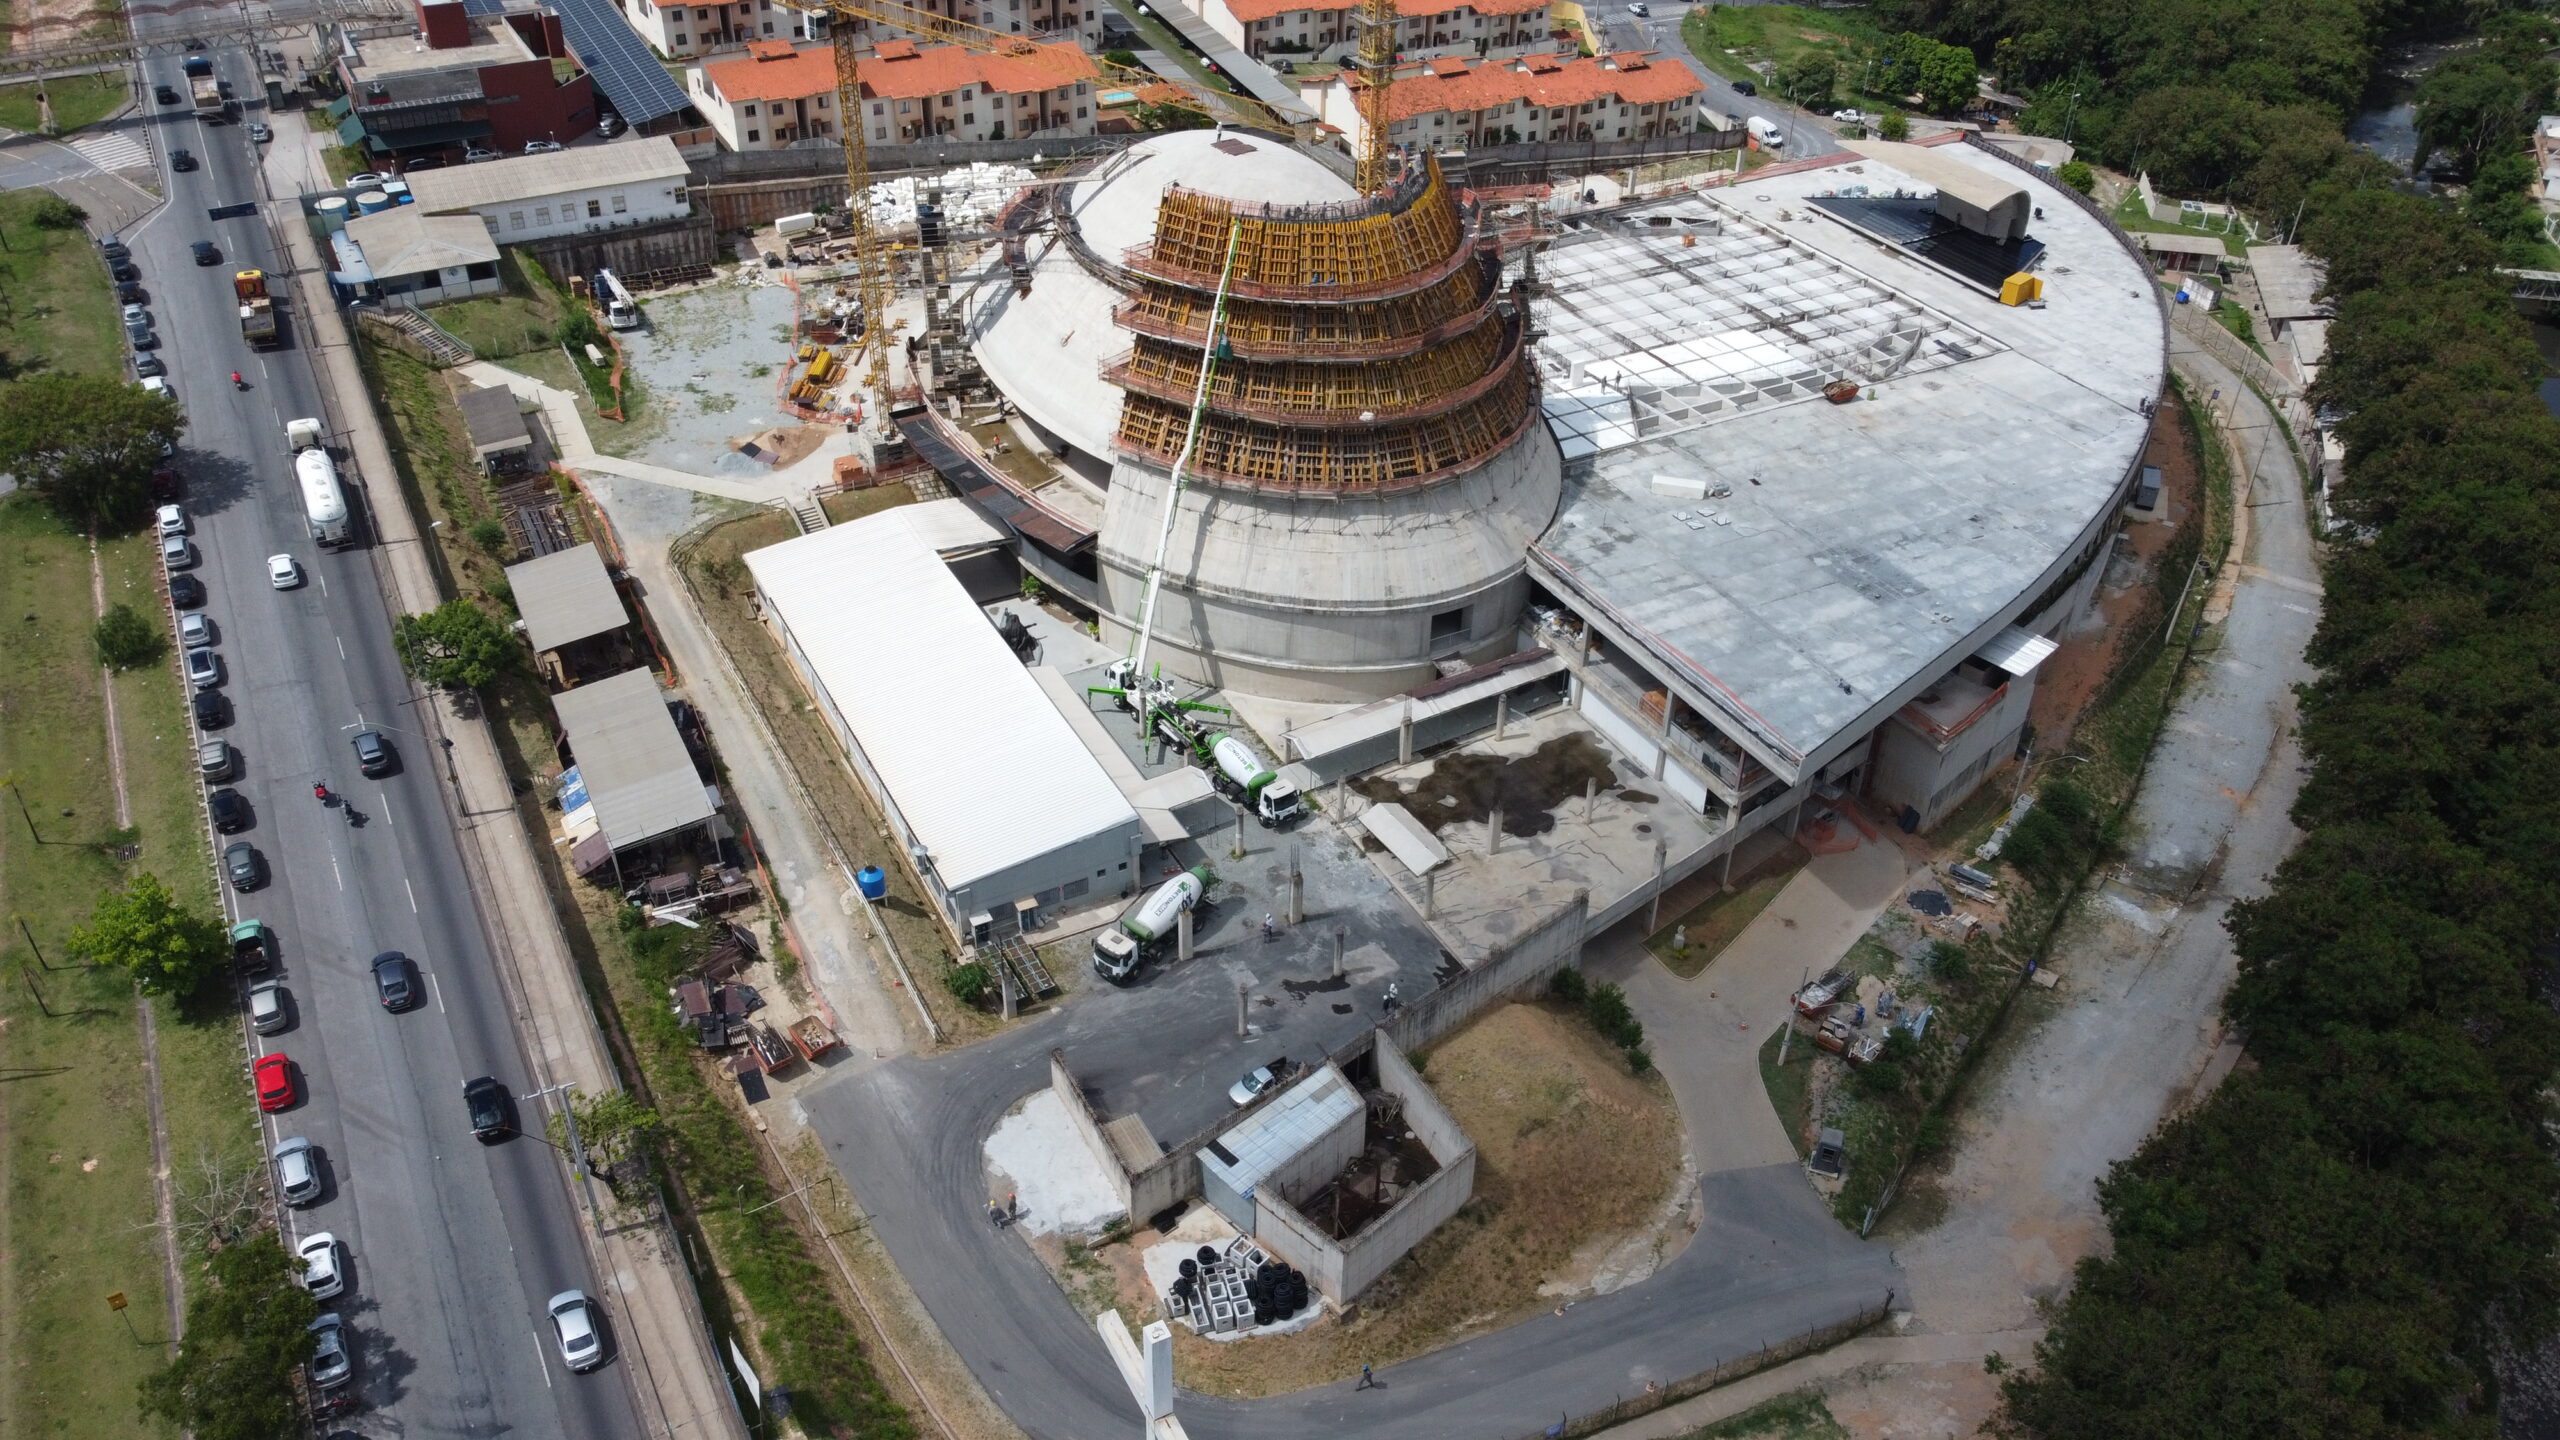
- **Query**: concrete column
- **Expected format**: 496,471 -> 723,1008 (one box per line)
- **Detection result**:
1486,806 -> 1502,856
1177,905 -> 1194,963
1334,776 -> 1348,819
1653,692 -> 1673,779
1721,842 -> 1737,887
1421,869 -> 1436,918
1585,775 -> 1599,823
1493,691 -> 1509,740
1332,925 -> 1346,977
1789,795 -> 1807,837
1231,802 -> 1248,859
1288,862 -> 1304,926
1397,701 -> 1415,766
1236,981 -> 1249,1038
1645,836 -> 1668,931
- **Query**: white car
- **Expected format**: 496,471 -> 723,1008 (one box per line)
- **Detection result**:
345,171 -> 383,190
156,502 -> 187,536
178,611 -> 212,648
161,532 -> 194,569
183,646 -> 221,689
298,1232 -> 344,1297
267,553 -> 303,589
248,979 -> 288,1034
1228,1062 -> 1286,1107
124,303 -> 153,328
247,122 -> 272,142
548,1290 -> 604,1372
523,139 -> 563,154
1834,108 -> 1868,124
308,1313 -> 352,1389
272,1136 -> 321,1207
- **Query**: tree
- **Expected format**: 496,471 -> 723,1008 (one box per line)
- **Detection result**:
0,374 -> 185,530
945,961 -> 991,1007
1103,48 -> 1139,67
1776,50 -> 1838,111
70,872 -> 227,997
136,1233 -> 321,1440
1877,109 -> 1910,140
28,193 -> 86,229
392,598 -> 517,690
92,602 -> 162,670
1886,32 -> 1977,115
2054,160 -> 2094,194
2411,39 -> 2554,178
544,1089 -> 662,1175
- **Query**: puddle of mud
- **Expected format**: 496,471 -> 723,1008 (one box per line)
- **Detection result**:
1352,734 -> 1623,838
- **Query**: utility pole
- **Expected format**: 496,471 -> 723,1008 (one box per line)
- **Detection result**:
1777,966 -> 1807,1065
532,1082 -> 605,1233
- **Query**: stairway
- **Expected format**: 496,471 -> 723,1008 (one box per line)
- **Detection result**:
362,305 -> 475,367
788,492 -> 829,535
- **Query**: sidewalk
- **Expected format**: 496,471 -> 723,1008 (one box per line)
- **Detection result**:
271,206 -> 746,1440
1593,831 -> 1914,1177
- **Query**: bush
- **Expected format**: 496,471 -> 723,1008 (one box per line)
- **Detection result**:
1548,966 -> 1588,1004
1851,1059 -> 1907,1100
468,516 -> 510,556
1878,110 -> 1910,140
944,961 -> 991,1007
92,602 -> 160,669
29,193 -> 86,229
1103,48 -> 1139,67
2056,160 -> 2096,194
557,305 -> 600,352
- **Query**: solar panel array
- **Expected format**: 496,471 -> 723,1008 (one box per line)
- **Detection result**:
547,0 -> 693,124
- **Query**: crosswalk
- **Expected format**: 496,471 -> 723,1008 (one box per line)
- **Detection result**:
69,127 -> 152,174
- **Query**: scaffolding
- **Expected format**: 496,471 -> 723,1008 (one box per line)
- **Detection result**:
1113,255 -> 1502,360
1113,363 -> 1538,493
1127,161 -> 1466,300
1107,316 -> 1520,425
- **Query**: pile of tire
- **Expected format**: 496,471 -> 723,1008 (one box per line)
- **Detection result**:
1246,1260 -> 1310,1325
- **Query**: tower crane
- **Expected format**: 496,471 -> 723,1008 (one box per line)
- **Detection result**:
789,0 -> 1304,416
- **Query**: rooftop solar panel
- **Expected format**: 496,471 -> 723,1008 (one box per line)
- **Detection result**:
548,0 -> 693,124
460,0 -> 506,15
1806,196 -> 2045,296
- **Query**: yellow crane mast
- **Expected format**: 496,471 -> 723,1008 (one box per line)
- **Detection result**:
802,0 -> 1294,416
1350,0 -> 1397,191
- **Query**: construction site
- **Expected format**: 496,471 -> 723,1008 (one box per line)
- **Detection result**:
563,21 -> 2171,1408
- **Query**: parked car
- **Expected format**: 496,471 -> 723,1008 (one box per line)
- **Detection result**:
140,375 -> 172,401
351,729 -> 393,778
299,1232 -> 344,1297
267,553 -> 303,589
273,1136 -> 321,1206
247,121 -> 272,142
109,260 -> 139,282
168,572 -> 204,608
191,240 -> 220,266
1732,78 -> 1756,95
197,736 -> 234,780
209,786 -> 249,833
463,146 -> 499,163
1833,108 -> 1867,124
127,324 -> 158,350
178,610 -> 211,647
192,688 -> 228,731
160,532 -> 195,570
126,303 -> 155,329
224,839 -> 264,890
371,951 -> 418,1011
1227,1059 -> 1292,1107
155,501 -> 186,535
170,148 -> 197,172
1626,2 -> 1649,15
253,1051 -> 295,1111
463,1076 -> 512,1141
345,171 -> 383,190
548,1291 -> 604,1372
597,114 -> 624,137
116,280 -> 146,304
307,1313 -> 352,1389
184,646 -> 220,689
247,978 -> 289,1034
523,138 -> 563,154
1793,966 -> 1853,1017
133,351 -> 166,379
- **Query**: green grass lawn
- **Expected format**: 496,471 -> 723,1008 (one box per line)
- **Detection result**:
0,188 -> 124,379
320,143 -> 367,187
428,251 -> 568,359
1757,1026 -> 1816,1160
0,502 -> 239,1440
0,71 -> 128,135
1685,3 -> 1892,105
2110,189 -> 2252,256
1646,853 -> 1806,978
1674,1388 -> 1850,1440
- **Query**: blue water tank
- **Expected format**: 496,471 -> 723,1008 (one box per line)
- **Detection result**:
855,865 -> 888,902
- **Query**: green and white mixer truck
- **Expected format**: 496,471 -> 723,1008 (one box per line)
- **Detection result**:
1093,864 -> 1213,983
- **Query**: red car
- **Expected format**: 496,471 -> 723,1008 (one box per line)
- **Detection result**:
253,1052 -> 296,1111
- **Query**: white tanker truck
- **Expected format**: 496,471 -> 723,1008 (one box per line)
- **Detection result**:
1208,733 -> 1304,827
1093,864 -> 1212,983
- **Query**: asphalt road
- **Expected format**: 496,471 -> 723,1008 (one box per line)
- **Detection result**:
132,47 -> 640,1436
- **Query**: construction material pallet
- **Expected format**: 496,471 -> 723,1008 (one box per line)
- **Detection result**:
985,934 -> 1058,1000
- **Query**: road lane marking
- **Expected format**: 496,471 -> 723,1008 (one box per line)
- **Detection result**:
331,855 -> 343,890
335,634 -> 345,659
377,793 -> 392,828
534,1343 -> 553,1388
430,970 -> 445,1014
317,571 -> 328,597
405,877 -> 417,913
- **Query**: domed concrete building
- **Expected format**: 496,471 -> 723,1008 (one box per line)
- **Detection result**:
972,128 -> 1561,701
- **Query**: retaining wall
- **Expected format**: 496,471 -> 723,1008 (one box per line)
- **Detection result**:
1048,1049 -> 1134,1215
1384,889 -> 1588,1052
518,213 -> 720,286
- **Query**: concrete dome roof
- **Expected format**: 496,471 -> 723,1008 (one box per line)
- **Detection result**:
1068,129 -> 1356,259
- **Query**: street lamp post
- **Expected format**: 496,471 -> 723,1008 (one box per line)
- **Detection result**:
530,1081 -> 606,1233
2063,90 -> 2082,145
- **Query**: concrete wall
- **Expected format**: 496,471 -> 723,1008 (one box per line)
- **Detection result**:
1049,1050 -> 1134,1216
1266,1086 -> 1368,1211
1384,889 -> 1587,1053
517,215 -> 720,286
1868,677 -> 2033,832
1286,676 -> 1566,783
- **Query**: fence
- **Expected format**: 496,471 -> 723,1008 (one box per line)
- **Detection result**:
1498,1294 -> 1895,1440
2166,300 -> 2289,398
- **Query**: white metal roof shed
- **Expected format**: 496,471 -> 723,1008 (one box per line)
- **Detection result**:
505,542 -> 630,654
743,510 -> 1138,898
550,667 -> 714,849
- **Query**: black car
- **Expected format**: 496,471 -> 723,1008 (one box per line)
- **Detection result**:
191,241 -> 220,266
116,281 -> 145,304
168,573 -> 204,608
351,729 -> 394,778
192,688 -> 228,730
1733,79 -> 1757,95
170,149 -> 197,172
371,951 -> 418,1011
109,261 -> 138,282
155,84 -> 180,105
209,787 -> 249,833
223,840 -> 264,891
463,1077 -> 512,1142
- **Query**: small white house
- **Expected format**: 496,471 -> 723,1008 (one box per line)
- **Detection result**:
340,209 -> 503,306
398,137 -> 692,244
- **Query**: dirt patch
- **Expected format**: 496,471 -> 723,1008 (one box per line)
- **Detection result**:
1162,1002 -> 1684,1397
738,422 -> 828,469
1354,734 -> 1622,839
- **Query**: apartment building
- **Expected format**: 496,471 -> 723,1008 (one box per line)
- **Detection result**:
687,37 -> 1096,151
626,0 -> 1097,62
1321,50 -> 1705,152
1205,0 -> 1557,66
336,0 -> 599,162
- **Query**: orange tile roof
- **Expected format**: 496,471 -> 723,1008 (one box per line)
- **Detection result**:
1353,51 -> 1702,121
1222,0 -> 1547,24
700,39 -> 1095,105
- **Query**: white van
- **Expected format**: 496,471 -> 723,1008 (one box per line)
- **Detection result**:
1747,115 -> 1785,148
